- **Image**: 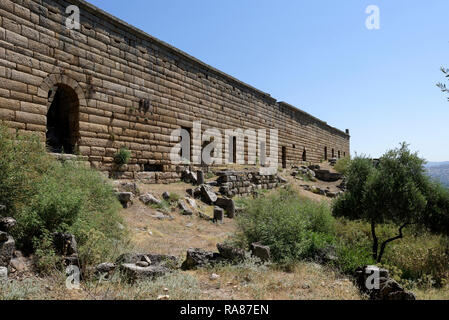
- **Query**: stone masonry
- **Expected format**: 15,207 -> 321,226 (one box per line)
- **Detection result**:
0,0 -> 350,183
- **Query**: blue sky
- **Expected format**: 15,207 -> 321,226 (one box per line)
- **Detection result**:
87,0 -> 449,162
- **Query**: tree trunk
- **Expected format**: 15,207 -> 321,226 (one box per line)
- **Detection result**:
377,223 -> 409,263
371,220 -> 378,261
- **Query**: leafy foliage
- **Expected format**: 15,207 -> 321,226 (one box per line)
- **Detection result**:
333,143 -> 449,262
0,124 -> 127,271
334,156 -> 351,175
234,187 -> 335,263
114,148 -> 131,166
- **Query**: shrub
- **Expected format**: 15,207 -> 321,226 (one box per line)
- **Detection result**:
234,187 -> 336,263
114,148 -> 131,166
334,156 -> 351,175
0,124 -> 127,272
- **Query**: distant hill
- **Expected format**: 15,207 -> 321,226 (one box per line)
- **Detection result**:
426,162 -> 449,187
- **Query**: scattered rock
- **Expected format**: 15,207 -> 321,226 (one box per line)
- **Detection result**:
157,295 -> 170,300
313,169 -> 342,182
0,266 -> 7,281
197,170 -> 205,185
186,197 -> 197,209
250,243 -> 271,262
9,257 -> 29,273
162,192 -> 170,201
139,193 -> 161,205
120,263 -> 171,282
0,235 -> 15,267
136,261 -> 150,268
0,231 -> 8,243
198,212 -> 212,221
277,175 -> 288,184
96,262 -> 116,274
210,273 -> 220,280
217,243 -> 245,262
52,233 -> 77,256
0,217 -> 16,232
116,253 -> 177,268
114,181 -> 140,196
117,192 -> 133,208
213,206 -> 224,224
200,184 -> 218,204
181,248 -> 223,270
215,197 -> 236,219
151,212 -> 170,220
178,200 -> 193,216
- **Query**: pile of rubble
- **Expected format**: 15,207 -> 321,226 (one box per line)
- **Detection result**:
300,185 -> 343,199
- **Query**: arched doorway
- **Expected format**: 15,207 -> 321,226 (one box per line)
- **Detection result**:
46,84 -> 79,154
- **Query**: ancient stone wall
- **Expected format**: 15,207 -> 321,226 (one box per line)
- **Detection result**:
217,171 -> 285,198
0,0 -> 350,183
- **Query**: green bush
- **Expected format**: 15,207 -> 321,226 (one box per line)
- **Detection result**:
334,156 -> 351,175
114,148 -> 131,166
0,124 -> 127,273
333,143 -> 449,263
234,187 -> 336,263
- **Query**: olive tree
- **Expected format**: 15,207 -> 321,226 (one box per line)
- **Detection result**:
333,143 -> 449,263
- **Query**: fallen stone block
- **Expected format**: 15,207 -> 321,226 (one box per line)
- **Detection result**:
313,169 -> 342,182
0,217 -> 16,232
217,243 -> 245,262
181,248 -> 224,270
251,243 -> 271,262
96,262 -> 116,274
139,193 -> 161,205
213,206 -> 224,224
201,185 -> 218,204
117,192 -> 133,208
116,253 -> 178,268
120,263 -> 171,282
215,197 -> 236,219
197,170 -> 205,185
162,192 -> 171,201
178,200 -> 193,216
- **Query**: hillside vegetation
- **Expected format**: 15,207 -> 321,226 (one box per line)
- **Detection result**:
0,124 -> 127,274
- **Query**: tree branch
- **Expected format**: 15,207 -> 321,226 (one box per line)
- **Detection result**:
377,223 -> 409,263
371,220 -> 378,261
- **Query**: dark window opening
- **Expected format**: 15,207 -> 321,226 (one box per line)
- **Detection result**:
324,147 -> 328,160
144,164 -> 164,172
282,146 -> 287,169
229,136 -> 237,164
338,151 -> 341,158
302,148 -> 307,162
332,149 -> 335,158
181,126 -> 192,163
46,84 -> 79,154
